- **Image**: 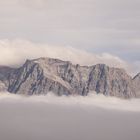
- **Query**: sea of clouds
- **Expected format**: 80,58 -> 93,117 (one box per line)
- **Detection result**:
1,92 -> 140,112
0,92 -> 140,140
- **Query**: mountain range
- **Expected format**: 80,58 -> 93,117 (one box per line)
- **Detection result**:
0,57 -> 139,98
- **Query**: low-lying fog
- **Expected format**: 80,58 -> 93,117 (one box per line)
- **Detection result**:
0,92 -> 140,140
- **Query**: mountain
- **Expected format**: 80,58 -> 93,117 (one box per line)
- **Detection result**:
0,57 -> 139,98
133,73 -> 140,97
0,66 -> 14,91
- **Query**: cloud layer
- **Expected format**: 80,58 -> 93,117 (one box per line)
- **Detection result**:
0,39 -> 129,69
1,92 -> 140,112
1,39 -> 139,75
0,92 -> 140,140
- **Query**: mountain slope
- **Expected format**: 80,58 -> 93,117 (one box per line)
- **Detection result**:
133,73 -> 140,97
0,57 -> 139,98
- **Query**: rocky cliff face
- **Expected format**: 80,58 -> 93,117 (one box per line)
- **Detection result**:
133,73 -> 140,97
0,57 -> 139,98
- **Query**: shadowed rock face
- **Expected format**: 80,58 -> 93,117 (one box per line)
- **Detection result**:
0,57 -> 139,98
0,66 -> 15,91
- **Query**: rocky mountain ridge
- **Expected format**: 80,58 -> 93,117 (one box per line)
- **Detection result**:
0,57 -> 139,98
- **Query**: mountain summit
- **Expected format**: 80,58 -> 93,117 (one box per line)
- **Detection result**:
0,57 -> 139,98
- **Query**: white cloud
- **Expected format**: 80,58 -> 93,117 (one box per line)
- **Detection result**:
0,92 -> 140,112
0,39 -> 129,70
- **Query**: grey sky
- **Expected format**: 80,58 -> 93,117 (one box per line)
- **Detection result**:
0,0 -> 140,63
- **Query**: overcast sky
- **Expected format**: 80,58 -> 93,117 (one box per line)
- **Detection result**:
0,0 -> 140,72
